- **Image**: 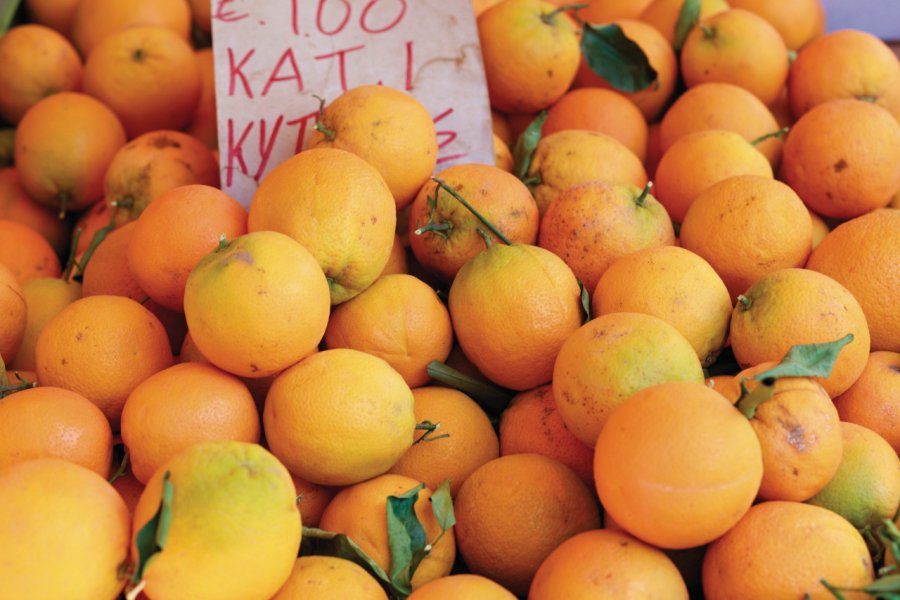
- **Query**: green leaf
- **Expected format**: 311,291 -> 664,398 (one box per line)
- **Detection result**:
430,481 -> 456,532
132,471 -> 173,582
512,111 -> 547,180
673,0 -> 702,52
580,23 -> 658,92
426,361 -> 513,419
299,527 -> 393,593
751,335 -> 854,382
579,280 -> 591,323
386,483 -> 428,597
0,0 -> 22,37
735,377 -> 776,419
865,574 -> 900,594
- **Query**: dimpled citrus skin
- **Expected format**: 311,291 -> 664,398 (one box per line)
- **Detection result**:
272,556 -> 388,600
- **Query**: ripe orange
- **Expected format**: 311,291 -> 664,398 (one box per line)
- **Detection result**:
454,453 -> 600,596
408,163 -> 538,281
478,0 -> 581,113
183,231 -> 330,378
781,99 -> 900,219
318,473 -> 457,590
272,556 -> 388,600
34,294 -> 174,427
308,84 -> 438,210
0,458 -> 130,600
388,386 -> 500,496
379,235 -> 408,278
71,199 -> 129,255
0,386 -> 113,477
595,381 -> 763,549
0,263 -> 26,363
639,0 -> 729,46
24,0 -> 81,35
249,148 -> 396,304
0,24 -> 82,124
553,312 -> 705,447
729,268 -> 872,398
0,219 -> 62,283
8,277 -> 81,371
538,180 -> 675,295
530,529 -> 689,599
291,474 -> 336,529
833,351 -> 900,453
448,243 -> 583,391
187,48 -> 217,149
679,175 -> 812,301
111,469 -> 145,517
81,221 -> 144,300
0,167 -> 70,257
703,501 -> 874,599
408,574 -> 516,599
580,0 -> 655,23
493,133 -> 514,172
592,245 -> 733,367
726,0 -> 825,50
323,274 -> 453,388
14,92 -> 126,214
263,349 -> 415,486
121,362 -> 260,484
70,0 -> 191,58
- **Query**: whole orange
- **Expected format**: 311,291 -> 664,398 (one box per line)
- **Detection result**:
833,351 -> 900,453
70,0 -> 191,57
0,219 -> 61,283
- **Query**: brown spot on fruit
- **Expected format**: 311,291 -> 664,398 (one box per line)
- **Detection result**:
833,159 -> 848,172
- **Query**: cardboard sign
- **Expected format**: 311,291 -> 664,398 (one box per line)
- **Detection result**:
211,0 -> 495,207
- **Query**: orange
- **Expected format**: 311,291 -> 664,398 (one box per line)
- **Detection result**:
0,219 -> 62,283
499,384 -> 595,487
782,100 -> 900,220
0,24 -> 83,124
553,312 -> 705,448
407,163 -> 539,281
639,0 -> 729,46
24,0 -> 81,35
127,184 -> 247,311
478,0 -> 581,113
807,209 -> 900,351
111,469 -> 145,517
380,235 -> 408,277
658,82 -> 783,167
249,148 -> 396,304
592,245 -> 733,367
0,167 -> 70,257
388,386 -> 499,496
806,422 -> 900,531
789,29 -> 900,120
809,210 -> 830,250
0,386 -> 113,477
681,9 -> 789,106
653,130 -> 774,224
81,221 -> 144,300
543,87 -> 649,162
726,0 -> 825,50
453,453 -> 600,596
14,92 -> 126,214
70,0 -> 192,58
538,181 -> 675,295
71,199 -> 129,256
834,351 -> 900,453
8,277 -> 82,371
729,268 -> 872,398
408,574 -> 516,599
83,26 -> 201,139
308,84 -> 438,210
323,274 -> 453,388
103,130 -> 220,220
573,19 -> 678,123
183,231 -> 330,378
272,556 -> 388,600
530,529 -> 689,599
187,48 -> 217,149
318,473 -> 456,590
595,381 -> 763,549
132,441 -> 301,600
679,175 -> 813,301
121,362 -> 260,484
491,109 -> 513,146
0,264 -> 26,363
493,133 -> 514,172
526,129 -> 648,215
263,349 -> 415,486
34,294 -> 174,427
702,501 -> 873,599
291,474 -> 336,529
448,243 -> 583,391
580,0 -> 655,22
0,458 -> 130,600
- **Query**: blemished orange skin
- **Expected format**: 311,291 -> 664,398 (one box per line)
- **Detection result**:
0,24 -> 83,124
14,92 -> 126,214
70,0 -> 191,58
529,529 -> 689,599
408,574 -> 517,599
833,351 -> 900,453
702,502 -> 874,599
82,26 -> 201,139
726,0 -> 825,51
272,556 -> 388,600
594,381 -> 763,550
729,268 -> 872,398
0,263 -> 26,363
782,100 -> 900,220
0,386 -> 113,478
0,168 -> 71,257
453,454 -> 601,596
679,175 -> 812,302
0,219 -> 62,283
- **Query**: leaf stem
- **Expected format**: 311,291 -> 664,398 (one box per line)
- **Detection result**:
540,3 -> 588,24
751,126 -> 790,146
635,181 -> 653,207
431,177 -> 511,246
312,94 -> 336,141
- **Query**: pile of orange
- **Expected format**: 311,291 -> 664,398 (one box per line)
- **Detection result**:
0,0 -> 898,598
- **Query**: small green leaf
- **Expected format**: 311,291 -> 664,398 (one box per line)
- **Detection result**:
751,335 -> 854,382
132,471 -> 173,582
512,111 -> 547,180
819,579 -> 850,600
580,23 -> 658,92
430,480 -> 456,532
299,527 -> 393,592
864,574 -> 900,594
426,361 -> 513,418
0,0 -> 22,37
674,0 -> 702,51
736,377 -> 776,419
386,483 -> 428,597
579,280 -> 591,323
